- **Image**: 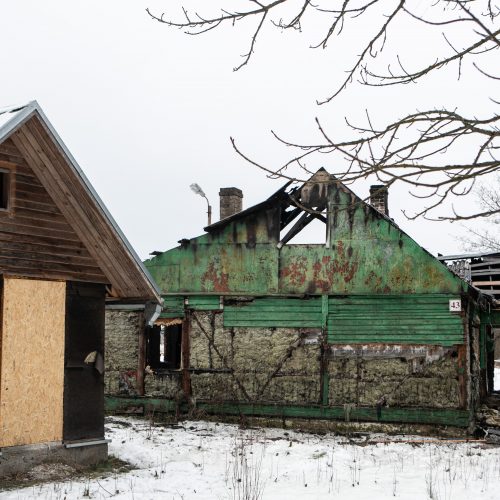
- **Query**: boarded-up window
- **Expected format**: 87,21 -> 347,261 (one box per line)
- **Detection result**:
0,277 -> 66,447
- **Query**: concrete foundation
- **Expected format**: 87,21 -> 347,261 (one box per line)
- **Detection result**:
0,441 -> 108,477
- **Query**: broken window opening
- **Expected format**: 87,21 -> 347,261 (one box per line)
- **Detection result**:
0,170 -> 11,211
147,323 -> 182,370
279,213 -> 328,246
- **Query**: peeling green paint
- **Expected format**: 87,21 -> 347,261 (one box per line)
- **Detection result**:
104,396 -> 470,427
145,182 -> 464,296
224,296 -> 322,328
328,295 -> 464,345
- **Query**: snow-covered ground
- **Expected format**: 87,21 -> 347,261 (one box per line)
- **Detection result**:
1,416 -> 500,500
495,367 -> 500,391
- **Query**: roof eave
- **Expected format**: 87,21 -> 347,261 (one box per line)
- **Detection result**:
0,100 -> 162,304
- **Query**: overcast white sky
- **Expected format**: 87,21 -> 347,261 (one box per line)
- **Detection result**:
0,1 -> 494,259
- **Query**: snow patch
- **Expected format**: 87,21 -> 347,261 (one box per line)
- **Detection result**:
1,417 -> 499,499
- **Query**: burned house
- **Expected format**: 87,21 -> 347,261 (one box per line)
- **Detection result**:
0,102 -> 161,476
439,252 -> 500,395
106,169 -> 495,430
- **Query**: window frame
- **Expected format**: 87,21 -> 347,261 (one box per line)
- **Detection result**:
147,321 -> 183,371
0,161 -> 15,214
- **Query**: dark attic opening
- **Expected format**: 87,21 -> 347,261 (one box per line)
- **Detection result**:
277,169 -> 330,247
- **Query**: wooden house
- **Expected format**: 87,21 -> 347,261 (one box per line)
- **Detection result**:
439,252 -> 500,396
106,170 -> 495,431
0,101 -> 161,476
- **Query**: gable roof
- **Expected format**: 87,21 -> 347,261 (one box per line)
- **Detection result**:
0,101 -> 161,304
147,168 -> 476,297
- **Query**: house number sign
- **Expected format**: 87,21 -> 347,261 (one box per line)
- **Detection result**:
449,299 -> 461,312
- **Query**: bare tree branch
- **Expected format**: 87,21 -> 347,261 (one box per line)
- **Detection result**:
149,0 -> 500,221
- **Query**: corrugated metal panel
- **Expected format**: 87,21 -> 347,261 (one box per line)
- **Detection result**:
188,296 -> 221,310
160,296 -> 185,318
328,295 -> 464,346
224,297 -> 322,328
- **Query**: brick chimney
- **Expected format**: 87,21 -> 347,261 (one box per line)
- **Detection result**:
369,185 -> 389,215
219,187 -> 243,220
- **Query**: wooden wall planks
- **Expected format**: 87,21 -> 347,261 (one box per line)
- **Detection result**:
0,112 -> 160,302
0,138 -> 108,284
13,116 -> 151,298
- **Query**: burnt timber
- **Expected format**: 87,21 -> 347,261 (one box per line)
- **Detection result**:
105,170 -> 497,431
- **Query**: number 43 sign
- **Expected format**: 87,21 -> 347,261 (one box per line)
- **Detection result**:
449,299 -> 462,312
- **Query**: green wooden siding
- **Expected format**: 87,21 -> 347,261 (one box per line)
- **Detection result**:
105,396 -> 470,427
491,309 -> 500,326
187,295 -> 222,310
145,182 -> 464,297
224,296 -> 322,328
160,296 -> 185,319
328,295 -> 464,346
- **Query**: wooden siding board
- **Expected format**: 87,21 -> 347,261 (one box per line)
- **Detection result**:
0,241 -> 100,266
160,296 -> 185,319
104,397 -> 470,427
328,295 -> 464,345
224,297 -> 322,328
187,295 -> 221,310
0,140 -> 108,284
23,117 -> 155,300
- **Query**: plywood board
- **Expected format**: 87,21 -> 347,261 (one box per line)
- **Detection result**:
0,277 -> 65,447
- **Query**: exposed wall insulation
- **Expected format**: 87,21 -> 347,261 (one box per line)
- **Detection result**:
0,277 -> 66,447
105,310 -> 142,396
190,311 -> 321,404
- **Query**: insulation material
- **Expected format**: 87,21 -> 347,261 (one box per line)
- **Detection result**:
327,354 -> 460,408
190,311 -> 321,404
104,310 -> 142,396
0,277 -> 66,447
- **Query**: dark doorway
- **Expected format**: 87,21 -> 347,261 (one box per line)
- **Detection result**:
63,282 -> 105,441
147,323 -> 182,370
164,324 -> 182,369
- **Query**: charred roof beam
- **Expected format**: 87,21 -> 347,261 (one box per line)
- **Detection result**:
278,211 -> 313,249
280,206 -> 302,230
277,209 -> 327,249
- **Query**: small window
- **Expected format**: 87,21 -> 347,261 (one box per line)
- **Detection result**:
0,170 -> 11,210
147,323 -> 182,370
